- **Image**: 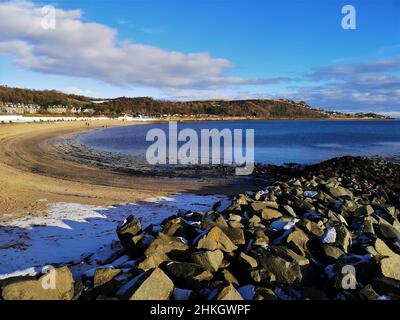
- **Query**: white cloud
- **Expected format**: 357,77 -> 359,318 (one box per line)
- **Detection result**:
0,0 -> 281,89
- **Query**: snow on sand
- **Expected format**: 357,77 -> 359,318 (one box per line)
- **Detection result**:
0,115 -> 155,123
0,194 -> 230,279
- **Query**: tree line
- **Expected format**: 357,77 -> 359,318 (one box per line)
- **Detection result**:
0,85 -> 329,118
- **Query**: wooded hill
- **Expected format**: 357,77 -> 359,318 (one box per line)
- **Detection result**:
0,85 -> 385,119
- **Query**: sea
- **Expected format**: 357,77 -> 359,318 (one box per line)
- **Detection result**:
77,120 -> 400,165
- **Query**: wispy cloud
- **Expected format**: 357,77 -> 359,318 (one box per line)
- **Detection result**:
285,58 -> 400,111
305,58 -> 400,80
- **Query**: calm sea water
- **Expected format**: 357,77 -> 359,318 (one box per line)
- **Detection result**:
77,120 -> 400,165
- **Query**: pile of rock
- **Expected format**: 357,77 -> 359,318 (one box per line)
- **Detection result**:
1,157 -> 399,300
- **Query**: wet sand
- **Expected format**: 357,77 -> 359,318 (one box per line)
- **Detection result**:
0,120 -> 262,222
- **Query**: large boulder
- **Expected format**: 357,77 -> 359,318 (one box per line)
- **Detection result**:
195,226 -> 238,253
138,252 -> 170,271
286,227 -> 310,256
117,215 -> 141,243
320,224 -> 352,253
93,268 -> 121,289
380,256 -> 400,281
261,208 -> 283,220
117,268 -> 174,300
211,284 -> 243,300
249,268 -> 275,284
220,227 -> 246,245
164,262 -> 213,287
1,267 -> 74,300
92,268 -> 122,296
359,284 -> 380,300
116,215 -> 142,254
372,277 -> 400,296
355,205 -> 374,217
191,250 -> 224,272
321,245 -> 345,263
297,219 -> 324,237
377,222 -> 400,242
239,252 -> 258,268
335,224 -> 352,253
144,233 -> 188,258
268,246 -> 310,266
260,255 -> 302,284
366,238 -> 396,258
326,185 -> 353,198
220,269 -> 240,285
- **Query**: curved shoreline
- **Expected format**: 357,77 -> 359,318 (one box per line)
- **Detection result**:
0,121 -> 263,221
2,119 -> 398,222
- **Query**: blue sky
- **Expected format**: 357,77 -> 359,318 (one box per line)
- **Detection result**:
0,0 -> 399,114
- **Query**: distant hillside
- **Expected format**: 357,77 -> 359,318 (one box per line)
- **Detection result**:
0,86 -> 92,107
92,97 -> 325,118
0,86 -> 387,119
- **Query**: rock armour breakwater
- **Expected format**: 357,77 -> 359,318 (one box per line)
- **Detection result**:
1,157 -> 399,300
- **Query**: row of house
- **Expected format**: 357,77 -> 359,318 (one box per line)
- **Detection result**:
0,102 -> 95,115
0,103 -> 41,114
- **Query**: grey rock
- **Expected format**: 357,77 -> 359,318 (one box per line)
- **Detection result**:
124,268 -> 174,300
1,267 -> 74,300
195,226 -> 238,253
164,262 -> 213,286
191,250 -> 224,272
213,284 -> 243,300
144,233 -> 188,258
261,208 -> 283,220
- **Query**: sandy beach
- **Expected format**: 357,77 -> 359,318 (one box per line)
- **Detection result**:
0,120 -> 260,222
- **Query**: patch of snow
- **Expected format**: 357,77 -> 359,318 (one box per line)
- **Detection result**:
376,295 -> 391,300
238,285 -> 255,300
111,255 -> 130,268
4,202 -> 108,230
0,115 -> 120,123
177,237 -> 188,244
0,193 -> 229,279
86,242 -> 123,265
270,218 -> 299,231
0,266 -> 40,280
186,221 -> 201,226
173,288 -> 192,300
0,115 -> 156,124
304,191 -> 318,198
270,220 -> 287,230
152,225 -> 163,233
284,218 -> 300,230
321,227 -> 337,244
